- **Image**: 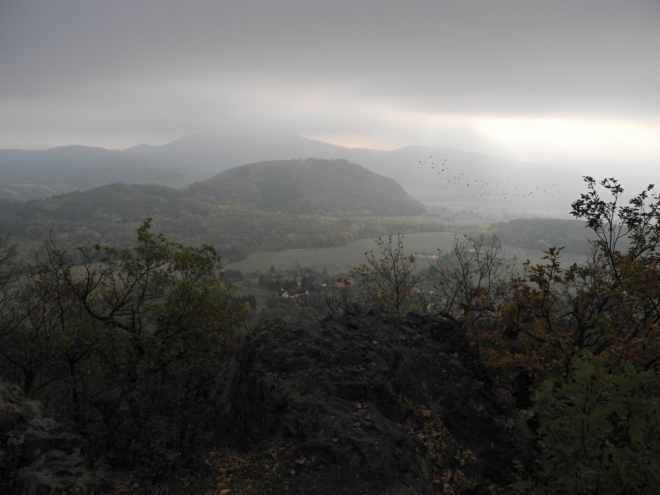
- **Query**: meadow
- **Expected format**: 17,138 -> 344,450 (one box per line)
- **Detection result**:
225,231 -> 458,274
225,230 -> 590,275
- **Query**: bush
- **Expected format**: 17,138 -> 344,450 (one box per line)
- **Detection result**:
352,233 -> 423,315
513,353 -> 660,494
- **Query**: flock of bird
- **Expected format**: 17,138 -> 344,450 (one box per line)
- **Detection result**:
418,155 -> 556,202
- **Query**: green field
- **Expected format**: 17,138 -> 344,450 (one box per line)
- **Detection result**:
225,230 -> 591,276
225,231 -> 459,275
296,214 -> 447,224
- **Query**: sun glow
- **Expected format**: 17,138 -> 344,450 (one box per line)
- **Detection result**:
474,116 -> 660,161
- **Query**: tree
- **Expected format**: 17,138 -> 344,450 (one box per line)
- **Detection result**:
0,220 -> 249,468
572,177 -> 660,270
503,178 -> 660,376
352,233 -> 424,315
429,233 -> 518,369
418,179 -> 660,489
0,236 -> 24,337
418,178 -> 660,410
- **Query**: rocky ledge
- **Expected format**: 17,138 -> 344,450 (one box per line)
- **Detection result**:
216,313 -> 531,494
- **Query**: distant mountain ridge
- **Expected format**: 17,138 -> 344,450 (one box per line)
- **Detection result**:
1,128 -> 622,219
0,145 -> 209,201
122,129 -> 584,217
190,158 -> 425,215
124,129 -> 345,170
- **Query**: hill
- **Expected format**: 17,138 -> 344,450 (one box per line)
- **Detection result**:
0,167 -> 443,261
0,145 -> 211,201
3,130 -> 648,221
190,158 -> 426,215
122,129 -> 586,218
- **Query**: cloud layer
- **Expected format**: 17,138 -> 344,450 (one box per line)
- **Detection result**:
1,0 -> 659,162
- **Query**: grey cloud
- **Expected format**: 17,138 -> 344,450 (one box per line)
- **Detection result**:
1,0 -> 659,147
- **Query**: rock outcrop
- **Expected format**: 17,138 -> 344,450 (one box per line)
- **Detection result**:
217,313 -> 532,494
0,381 -> 98,494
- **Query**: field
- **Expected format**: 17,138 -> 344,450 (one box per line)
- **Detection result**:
296,214 -> 447,224
225,231 -> 459,275
225,230 -> 591,276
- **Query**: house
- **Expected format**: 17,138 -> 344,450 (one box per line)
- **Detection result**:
282,288 -> 306,299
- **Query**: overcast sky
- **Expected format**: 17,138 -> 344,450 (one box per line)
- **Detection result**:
1,0 -> 659,163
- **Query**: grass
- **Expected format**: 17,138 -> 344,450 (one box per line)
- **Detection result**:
295,214 -> 448,224
225,232 -> 458,275
225,230 -> 591,277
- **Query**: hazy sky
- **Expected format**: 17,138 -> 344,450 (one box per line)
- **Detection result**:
1,0 -> 659,163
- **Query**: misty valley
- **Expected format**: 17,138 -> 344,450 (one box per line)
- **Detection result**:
3,0 -> 660,492
2,130 -> 659,495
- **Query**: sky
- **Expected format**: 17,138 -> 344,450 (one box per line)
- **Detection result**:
1,0 -> 659,164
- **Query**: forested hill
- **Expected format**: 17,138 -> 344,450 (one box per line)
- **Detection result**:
0,163 -> 438,261
189,158 -> 426,216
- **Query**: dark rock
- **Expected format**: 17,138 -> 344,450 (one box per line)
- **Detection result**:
0,380 -> 98,494
220,313 -> 532,494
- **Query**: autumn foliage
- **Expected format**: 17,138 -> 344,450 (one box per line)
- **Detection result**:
430,177 -> 660,492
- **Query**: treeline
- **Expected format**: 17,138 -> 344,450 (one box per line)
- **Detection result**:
0,183 -> 449,262
483,217 -> 600,253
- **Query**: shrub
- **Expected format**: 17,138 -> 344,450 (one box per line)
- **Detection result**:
513,353 -> 660,494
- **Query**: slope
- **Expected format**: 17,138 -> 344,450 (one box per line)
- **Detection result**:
189,158 -> 426,215
0,164 -> 441,261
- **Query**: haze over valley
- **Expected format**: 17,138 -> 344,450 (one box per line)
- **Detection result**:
2,0 -> 658,243
1,0 -> 658,337
1,0 -> 656,326
2,128 -> 649,221
1,2 -> 660,494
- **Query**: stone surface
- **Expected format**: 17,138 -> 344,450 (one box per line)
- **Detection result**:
218,313 -> 532,494
0,381 -> 98,494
